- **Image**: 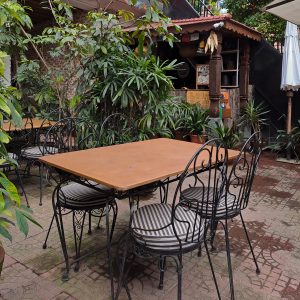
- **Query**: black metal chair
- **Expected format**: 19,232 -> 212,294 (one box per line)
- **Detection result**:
41,118 -> 118,278
0,152 -> 29,207
99,113 -> 138,146
42,118 -> 116,249
195,132 -> 262,300
100,113 -> 167,205
116,139 -> 228,300
52,178 -> 117,280
19,117 -> 58,205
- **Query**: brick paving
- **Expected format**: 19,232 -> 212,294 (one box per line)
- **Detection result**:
0,153 -> 300,299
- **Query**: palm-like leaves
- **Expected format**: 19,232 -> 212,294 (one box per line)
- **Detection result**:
239,101 -> 269,133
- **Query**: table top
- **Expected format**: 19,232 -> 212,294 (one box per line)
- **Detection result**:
3,118 -> 55,132
40,138 -> 240,192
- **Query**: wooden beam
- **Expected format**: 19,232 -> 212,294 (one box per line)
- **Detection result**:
239,39 -> 250,111
209,31 -> 222,117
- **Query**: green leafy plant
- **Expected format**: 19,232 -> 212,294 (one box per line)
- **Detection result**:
223,0 -> 286,44
268,121 -> 300,160
210,121 -> 240,149
0,1 -> 41,245
13,0 -> 180,141
185,105 -> 209,136
239,101 -> 269,133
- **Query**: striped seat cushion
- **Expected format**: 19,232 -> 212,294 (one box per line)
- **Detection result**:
21,146 -> 58,158
180,187 -> 239,218
58,181 -> 114,209
131,203 -> 205,251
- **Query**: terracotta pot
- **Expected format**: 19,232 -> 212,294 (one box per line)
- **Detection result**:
199,134 -> 208,144
190,134 -> 207,144
174,130 -> 185,141
0,244 -> 4,277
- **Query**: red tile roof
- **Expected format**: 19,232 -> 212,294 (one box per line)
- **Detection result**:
124,14 -> 262,41
171,14 -> 232,26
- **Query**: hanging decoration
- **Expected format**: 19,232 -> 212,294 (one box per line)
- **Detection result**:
205,31 -> 218,54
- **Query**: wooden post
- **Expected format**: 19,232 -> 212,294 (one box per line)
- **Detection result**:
239,39 -> 250,112
209,31 -> 222,117
286,90 -> 293,134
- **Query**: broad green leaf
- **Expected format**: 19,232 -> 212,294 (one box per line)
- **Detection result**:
0,98 -> 11,115
0,130 -> 11,143
0,224 -> 12,241
15,209 -> 29,236
0,174 -> 20,205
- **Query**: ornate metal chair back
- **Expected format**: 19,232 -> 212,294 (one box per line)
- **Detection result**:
8,117 -> 34,155
224,132 -> 262,216
99,113 -> 138,146
43,117 -> 99,155
172,139 -> 228,249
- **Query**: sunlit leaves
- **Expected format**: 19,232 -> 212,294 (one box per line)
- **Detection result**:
223,0 -> 285,43
0,2 -> 41,242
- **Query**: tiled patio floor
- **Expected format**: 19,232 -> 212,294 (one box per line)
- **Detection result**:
0,153 -> 300,300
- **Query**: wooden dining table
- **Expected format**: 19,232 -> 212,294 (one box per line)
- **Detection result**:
3,118 -> 56,132
40,138 -> 239,192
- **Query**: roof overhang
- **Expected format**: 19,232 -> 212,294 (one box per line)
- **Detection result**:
124,14 -> 262,42
66,0 -> 145,16
263,0 -> 300,25
25,0 -> 145,24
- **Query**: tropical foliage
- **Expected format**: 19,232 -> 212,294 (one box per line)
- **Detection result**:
185,105 -> 209,135
268,121 -> 300,160
14,0 -> 180,139
239,101 -> 269,133
223,0 -> 286,44
0,1 -> 41,242
210,121 -> 240,148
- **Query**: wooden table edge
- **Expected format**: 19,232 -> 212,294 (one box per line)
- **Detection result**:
39,152 -> 238,192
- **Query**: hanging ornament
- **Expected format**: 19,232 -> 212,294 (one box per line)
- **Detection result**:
205,31 -> 218,54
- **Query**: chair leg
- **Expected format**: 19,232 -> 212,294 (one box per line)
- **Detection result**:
224,219 -> 235,300
240,213 -> 260,274
204,240 -> 221,300
73,210 -> 87,272
110,202 -> 118,242
96,213 -> 102,229
105,201 -> 114,300
159,256 -> 167,290
53,198 -> 70,281
115,232 -> 131,300
210,220 -> 219,251
39,164 -> 43,206
43,213 -> 55,249
88,211 -> 92,235
15,168 -> 29,208
176,254 -> 183,300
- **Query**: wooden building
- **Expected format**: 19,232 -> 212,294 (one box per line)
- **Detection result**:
152,14 -> 262,121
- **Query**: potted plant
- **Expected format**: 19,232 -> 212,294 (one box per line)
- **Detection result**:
267,121 -> 300,161
239,101 -> 269,135
172,102 -> 193,141
210,120 -> 240,149
185,105 -> 209,144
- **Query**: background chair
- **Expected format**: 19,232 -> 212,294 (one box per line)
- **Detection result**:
99,113 -> 138,146
19,117 -> 57,205
52,178 -> 117,280
197,132 -> 262,300
116,139 -> 228,300
100,113 -> 165,205
0,152 -> 29,207
42,118 -> 118,278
